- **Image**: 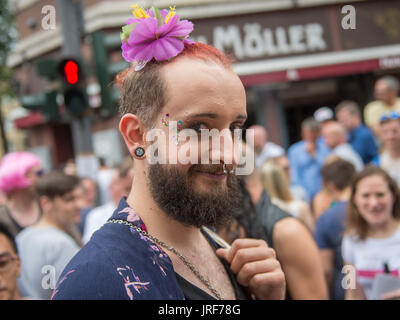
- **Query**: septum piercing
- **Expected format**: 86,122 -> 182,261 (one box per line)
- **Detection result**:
223,163 -> 235,175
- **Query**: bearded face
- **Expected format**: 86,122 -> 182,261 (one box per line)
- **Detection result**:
121,58 -> 248,228
148,163 -> 240,229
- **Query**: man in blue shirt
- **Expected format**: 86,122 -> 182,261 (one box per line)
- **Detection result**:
314,158 -> 356,300
335,100 -> 378,165
288,117 -> 331,202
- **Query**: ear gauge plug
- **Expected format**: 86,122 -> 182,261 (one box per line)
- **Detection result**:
134,147 -> 145,158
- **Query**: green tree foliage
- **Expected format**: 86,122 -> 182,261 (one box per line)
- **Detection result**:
0,0 -> 16,98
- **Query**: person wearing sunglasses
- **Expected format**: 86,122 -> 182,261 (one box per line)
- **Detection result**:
0,223 -> 22,300
0,152 -> 43,238
364,76 -> 400,136
373,112 -> 400,187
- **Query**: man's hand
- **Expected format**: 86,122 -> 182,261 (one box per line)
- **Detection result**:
216,238 -> 286,300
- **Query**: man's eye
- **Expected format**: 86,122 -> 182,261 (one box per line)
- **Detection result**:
190,123 -> 208,133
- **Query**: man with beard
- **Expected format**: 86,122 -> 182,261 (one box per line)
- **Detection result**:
51,41 -> 285,300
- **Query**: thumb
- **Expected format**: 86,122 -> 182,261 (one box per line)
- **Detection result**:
216,248 -> 229,261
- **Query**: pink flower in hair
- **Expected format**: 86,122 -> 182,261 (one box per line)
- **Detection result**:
0,152 -> 41,194
120,5 -> 194,70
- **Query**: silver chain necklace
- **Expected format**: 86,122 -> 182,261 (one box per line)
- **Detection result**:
107,219 -> 223,300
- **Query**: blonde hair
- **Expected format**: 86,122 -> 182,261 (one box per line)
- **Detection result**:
260,160 -> 293,203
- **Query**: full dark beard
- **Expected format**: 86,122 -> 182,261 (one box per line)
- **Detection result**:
148,163 -> 240,229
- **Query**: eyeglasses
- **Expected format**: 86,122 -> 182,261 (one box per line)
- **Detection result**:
380,111 -> 400,123
0,252 -> 18,274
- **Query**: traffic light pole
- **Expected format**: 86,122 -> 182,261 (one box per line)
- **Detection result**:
56,0 -> 93,155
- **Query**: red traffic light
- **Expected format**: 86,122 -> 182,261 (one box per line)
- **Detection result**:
63,60 -> 79,84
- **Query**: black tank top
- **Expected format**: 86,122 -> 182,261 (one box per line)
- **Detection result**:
255,191 -> 292,248
255,190 -> 293,300
0,205 -> 23,238
175,228 -> 251,300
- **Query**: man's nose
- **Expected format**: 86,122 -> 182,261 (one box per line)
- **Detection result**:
209,129 -> 238,166
0,274 -> 5,288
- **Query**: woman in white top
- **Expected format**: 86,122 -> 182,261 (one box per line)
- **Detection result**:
260,160 -> 315,232
342,166 -> 400,300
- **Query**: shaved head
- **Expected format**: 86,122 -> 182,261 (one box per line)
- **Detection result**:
322,121 -> 347,148
248,125 -> 268,154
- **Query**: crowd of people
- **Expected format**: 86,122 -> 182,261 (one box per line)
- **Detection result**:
1,43 -> 400,300
0,153 -> 134,300
230,74 -> 400,300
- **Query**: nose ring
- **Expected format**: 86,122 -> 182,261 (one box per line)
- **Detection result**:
223,163 -> 235,175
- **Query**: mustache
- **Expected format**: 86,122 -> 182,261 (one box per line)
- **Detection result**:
190,164 -> 225,174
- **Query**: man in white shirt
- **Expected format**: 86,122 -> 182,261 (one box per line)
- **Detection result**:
83,160 -> 134,243
249,125 -> 285,169
321,121 -> 364,171
96,158 -> 115,205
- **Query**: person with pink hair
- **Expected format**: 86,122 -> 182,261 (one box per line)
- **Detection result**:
0,152 -> 43,237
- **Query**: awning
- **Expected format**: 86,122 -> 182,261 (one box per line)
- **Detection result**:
14,111 -> 46,129
236,45 -> 400,86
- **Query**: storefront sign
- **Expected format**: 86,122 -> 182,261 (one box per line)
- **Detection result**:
190,0 -> 400,65
198,23 -> 328,60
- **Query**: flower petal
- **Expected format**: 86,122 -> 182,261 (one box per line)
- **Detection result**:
184,37 -> 196,45
159,18 -> 194,38
157,14 -> 179,36
121,42 -> 135,62
166,20 -> 194,38
132,42 -> 157,62
153,37 -> 184,61
126,17 -> 142,25
128,17 -> 158,44
121,7 -> 194,64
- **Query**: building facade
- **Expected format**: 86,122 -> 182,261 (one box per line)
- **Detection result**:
6,0 -> 400,169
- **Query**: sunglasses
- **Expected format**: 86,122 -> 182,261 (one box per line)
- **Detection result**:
35,169 -> 44,177
380,111 -> 400,123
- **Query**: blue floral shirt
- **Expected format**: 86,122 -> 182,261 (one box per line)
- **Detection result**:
51,198 -> 187,300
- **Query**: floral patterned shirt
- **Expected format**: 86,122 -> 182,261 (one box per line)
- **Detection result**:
51,197 -> 245,300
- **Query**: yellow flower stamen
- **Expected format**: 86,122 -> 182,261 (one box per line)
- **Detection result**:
165,5 -> 176,23
131,4 -> 149,19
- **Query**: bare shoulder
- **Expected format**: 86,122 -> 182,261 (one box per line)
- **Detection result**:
297,200 -> 311,212
273,217 -> 321,272
273,217 -> 316,254
274,217 -> 308,240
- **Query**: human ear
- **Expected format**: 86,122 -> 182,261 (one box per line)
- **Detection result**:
15,256 -> 21,278
119,113 -> 147,159
39,196 -> 51,213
